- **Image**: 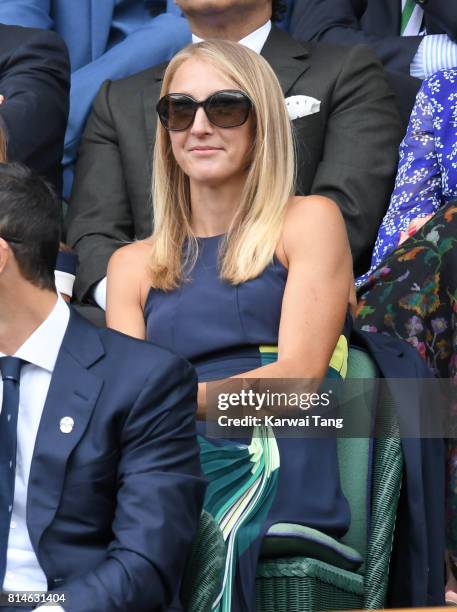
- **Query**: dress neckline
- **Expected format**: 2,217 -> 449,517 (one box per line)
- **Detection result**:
195,233 -> 225,240
193,234 -> 288,272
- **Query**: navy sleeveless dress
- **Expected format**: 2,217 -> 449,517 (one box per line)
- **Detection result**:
145,235 -> 350,611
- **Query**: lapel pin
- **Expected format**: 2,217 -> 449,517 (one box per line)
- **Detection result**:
60,416 -> 74,434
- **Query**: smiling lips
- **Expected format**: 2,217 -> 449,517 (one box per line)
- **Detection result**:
189,146 -> 223,154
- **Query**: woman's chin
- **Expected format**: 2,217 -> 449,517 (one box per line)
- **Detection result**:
187,169 -> 234,187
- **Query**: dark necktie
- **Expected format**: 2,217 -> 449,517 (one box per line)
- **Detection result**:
0,357 -> 24,587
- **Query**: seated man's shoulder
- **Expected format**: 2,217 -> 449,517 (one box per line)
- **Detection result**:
74,308 -> 197,386
108,61 -> 167,98
103,333 -> 197,404
103,325 -> 194,371
292,40 -> 386,102
268,29 -> 354,69
0,23 -> 67,54
304,39 -> 381,72
95,62 -> 165,117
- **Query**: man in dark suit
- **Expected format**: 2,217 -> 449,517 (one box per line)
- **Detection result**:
289,0 -> 457,123
0,1 -> 191,199
0,25 -> 70,194
0,163 -> 205,611
67,0 -> 402,322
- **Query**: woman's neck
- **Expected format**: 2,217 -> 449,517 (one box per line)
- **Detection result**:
189,177 -> 244,237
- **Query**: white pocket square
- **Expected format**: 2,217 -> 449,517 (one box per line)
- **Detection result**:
285,95 -> 321,120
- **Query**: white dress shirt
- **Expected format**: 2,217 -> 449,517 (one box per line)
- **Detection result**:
54,270 -> 75,300
400,0 -> 457,79
192,19 -> 271,53
411,33 -> 457,79
1,295 -> 69,601
92,20 -> 272,312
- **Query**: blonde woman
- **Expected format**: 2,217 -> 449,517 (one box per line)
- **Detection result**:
107,40 -> 354,611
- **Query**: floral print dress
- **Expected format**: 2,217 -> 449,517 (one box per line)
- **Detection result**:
357,67 -> 457,287
354,68 -> 457,557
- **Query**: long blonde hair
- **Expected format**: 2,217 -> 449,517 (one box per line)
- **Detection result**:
0,118 -> 7,163
150,40 -> 295,290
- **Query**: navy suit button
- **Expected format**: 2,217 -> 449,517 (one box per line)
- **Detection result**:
416,0 -> 428,5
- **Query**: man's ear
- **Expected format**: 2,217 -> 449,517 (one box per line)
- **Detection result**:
0,238 -> 11,274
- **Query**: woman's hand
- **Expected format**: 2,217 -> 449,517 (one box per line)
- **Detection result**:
197,382 -> 207,419
398,214 -> 433,245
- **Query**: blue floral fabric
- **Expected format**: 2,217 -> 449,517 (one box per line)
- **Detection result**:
354,69 -> 457,556
357,67 -> 457,286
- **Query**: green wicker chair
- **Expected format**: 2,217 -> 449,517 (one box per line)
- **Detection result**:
181,510 -> 226,612
256,347 -> 403,611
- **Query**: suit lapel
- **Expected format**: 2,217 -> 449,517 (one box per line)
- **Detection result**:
27,311 -> 105,553
143,68 -> 165,152
261,26 -> 311,96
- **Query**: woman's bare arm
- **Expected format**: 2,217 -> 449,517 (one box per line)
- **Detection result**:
105,200 -> 353,418
198,195 -> 354,415
106,242 -> 150,340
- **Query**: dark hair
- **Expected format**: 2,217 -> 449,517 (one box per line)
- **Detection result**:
271,0 -> 287,22
0,162 -> 61,290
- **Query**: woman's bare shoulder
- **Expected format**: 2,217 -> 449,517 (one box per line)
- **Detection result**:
281,195 -> 349,260
284,195 -> 343,226
107,240 -> 152,280
109,240 -> 151,265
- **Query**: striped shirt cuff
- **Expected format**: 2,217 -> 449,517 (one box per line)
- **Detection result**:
411,34 -> 457,79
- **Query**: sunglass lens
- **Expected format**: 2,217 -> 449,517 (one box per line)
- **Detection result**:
159,95 -> 196,130
206,92 -> 251,128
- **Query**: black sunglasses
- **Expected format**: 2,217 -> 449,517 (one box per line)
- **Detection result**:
156,89 -> 253,131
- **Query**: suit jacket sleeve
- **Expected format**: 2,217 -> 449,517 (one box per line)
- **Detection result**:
66,79 -> 135,303
289,0 -> 422,73
0,26 -> 69,192
309,44 -> 402,276
0,0 -> 53,29
59,355 -> 206,612
423,0 -> 457,39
